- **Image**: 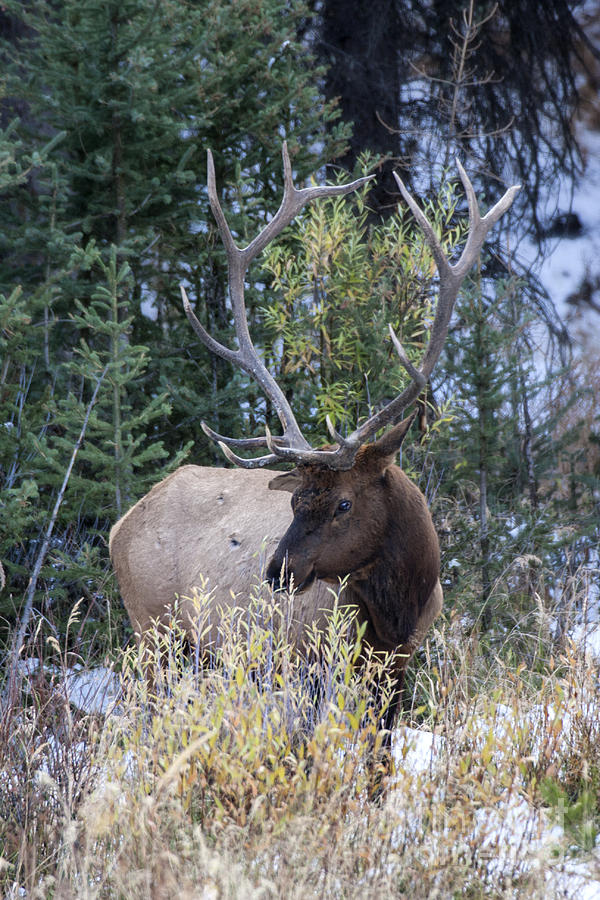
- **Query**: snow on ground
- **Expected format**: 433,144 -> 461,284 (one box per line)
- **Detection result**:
570,623 -> 600,664
16,657 -> 121,714
393,723 -> 445,776
60,664 -> 120,714
392,703 -> 600,898
10,655 -> 600,895
519,123 -> 600,339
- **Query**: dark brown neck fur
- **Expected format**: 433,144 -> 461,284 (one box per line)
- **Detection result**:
345,466 -> 439,653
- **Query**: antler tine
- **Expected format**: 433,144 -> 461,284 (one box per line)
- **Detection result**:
208,141 -> 375,272
215,441 -> 280,469
201,421 -> 286,450
387,323 -> 427,390
325,414 -> 348,446
392,172 -> 452,279
452,160 -> 521,279
209,419 -> 358,469
243,142 -> 374,265
206,149 -> 237,257
218,442 -> 362,470
182,285 -> 237,365
188,143 -> 374,465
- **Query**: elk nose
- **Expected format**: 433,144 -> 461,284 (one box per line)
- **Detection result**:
266,556 -> 289,591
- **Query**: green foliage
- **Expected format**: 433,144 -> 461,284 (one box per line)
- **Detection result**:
116,591 -> 392,825
429,271 -> 599,624
0,0 -> 597,688
69,247 -> 186,515
1,0 -> 350,451
0,0 -> 348,632
541,778 -> 599,853
0,240 -> 173,633
0,5 -> 599,891
258,168 -> 465,441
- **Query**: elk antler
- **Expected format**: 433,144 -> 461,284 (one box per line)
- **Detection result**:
184,146 -> 519,469
181,142 -> 374,467
323,162 -> 521,465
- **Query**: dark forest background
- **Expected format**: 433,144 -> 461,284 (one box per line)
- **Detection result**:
1,0 -> 599,653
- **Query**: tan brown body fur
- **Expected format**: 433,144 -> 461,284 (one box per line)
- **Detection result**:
110,465 -> 336,646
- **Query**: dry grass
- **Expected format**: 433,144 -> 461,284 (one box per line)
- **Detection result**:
1,579 -> 600,899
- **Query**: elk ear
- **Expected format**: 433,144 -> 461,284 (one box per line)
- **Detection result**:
362,413 -> 416,469
268,469 -> 301,493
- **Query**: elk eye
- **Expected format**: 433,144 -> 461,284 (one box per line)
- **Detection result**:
337,499 -> 352,513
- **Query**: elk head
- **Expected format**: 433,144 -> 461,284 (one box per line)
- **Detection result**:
265,416 -> 417,592
181,143 -> 519,594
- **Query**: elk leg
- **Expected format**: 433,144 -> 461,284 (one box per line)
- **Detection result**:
381,668 -> 405,738
367,668 -> 406,802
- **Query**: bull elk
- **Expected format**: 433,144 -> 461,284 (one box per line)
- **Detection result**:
110,143 -> 518,738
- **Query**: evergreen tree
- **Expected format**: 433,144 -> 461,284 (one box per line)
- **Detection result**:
431,274 -> 590,625
0,0 -> 348,633
0,120 -> 95,622
0,0 -> 349,455
439,283 -> 522,606
311,0 -> 600,618
312,0 -> 597,366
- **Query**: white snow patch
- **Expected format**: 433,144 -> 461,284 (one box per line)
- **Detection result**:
16,657 -> 121,714
61,666 -> 121,715
393,725 -> 445,775
520,123 -> 600,341
569,623 -> 600,663
388,706 -> 600,895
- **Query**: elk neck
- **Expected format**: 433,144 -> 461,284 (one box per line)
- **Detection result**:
340,465 -> 440,653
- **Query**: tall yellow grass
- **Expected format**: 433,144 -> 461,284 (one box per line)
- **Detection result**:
2,580 -> 600,898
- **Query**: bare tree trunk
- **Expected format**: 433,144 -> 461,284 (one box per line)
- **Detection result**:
479,463 -> 491,613
518,361 -> 538,511
110,254 -> 123,519
320,0 -> 402,215
4,366 -> 108,707
474,289 -> 492,625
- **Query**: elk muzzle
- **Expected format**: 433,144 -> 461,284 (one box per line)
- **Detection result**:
266,551 -> 317,593
266,516 -> 319,593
